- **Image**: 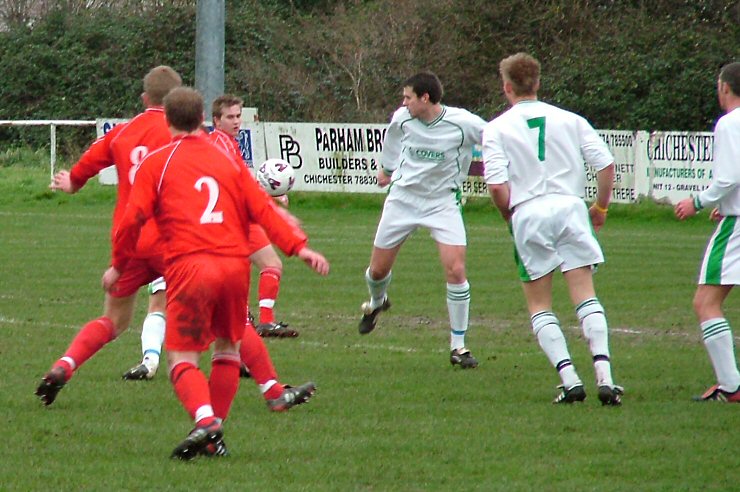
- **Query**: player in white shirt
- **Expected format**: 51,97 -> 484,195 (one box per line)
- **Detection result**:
675,61 -> 740,402
359,71 -> 486,368
483,53 -> 622,405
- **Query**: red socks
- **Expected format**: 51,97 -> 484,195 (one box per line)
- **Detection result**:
240,323 -> 279,385
170,362 -> 211,421
258,267 -> 281,324
209,354 -> 241,420
240,323 -> 284,399
53,317 -> 116,380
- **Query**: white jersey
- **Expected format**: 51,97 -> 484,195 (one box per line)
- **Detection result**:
698,107 -> 740,216
482,100 -> 613,208
381,105 -> 486,196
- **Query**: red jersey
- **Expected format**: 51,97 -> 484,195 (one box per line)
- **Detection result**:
208,128 -> 243,165
111,133 -> 307,271
70,107 -> 171,230
70,107 -> 170,257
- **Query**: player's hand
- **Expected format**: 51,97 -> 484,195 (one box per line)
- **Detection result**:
588,206 -> 607,232
49,170 -> 79,194
274,194 -> 289,208
101,266 -> 121,292
297,247 -> 330,276
377,169 -> 391,188
674,198 -> 697,220
710,207 -> 723,222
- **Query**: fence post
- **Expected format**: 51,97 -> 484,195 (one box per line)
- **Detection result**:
50,123 -> 57,183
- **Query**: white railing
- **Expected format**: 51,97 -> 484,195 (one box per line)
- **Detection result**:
0,120 -> 96,182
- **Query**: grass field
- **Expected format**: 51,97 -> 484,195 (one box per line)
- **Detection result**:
1,165 -> 739,491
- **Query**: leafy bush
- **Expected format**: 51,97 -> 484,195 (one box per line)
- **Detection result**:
0,0 -> 737,155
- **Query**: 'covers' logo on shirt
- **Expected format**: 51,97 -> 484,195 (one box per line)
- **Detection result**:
411,148 -> 445,161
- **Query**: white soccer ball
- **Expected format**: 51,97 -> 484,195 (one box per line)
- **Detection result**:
256,158 -> 295,197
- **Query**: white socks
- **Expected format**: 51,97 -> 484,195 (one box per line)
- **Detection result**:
532,311 -> 580,388
365,268 -> 391,310
141,311 -> 165,368
576,298 -> 613,387
701,318 -> 740,391
447,281 -> 471,351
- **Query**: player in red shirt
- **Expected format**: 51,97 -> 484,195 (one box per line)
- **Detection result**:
210,95 -> 298,338
122,95 -> 317,421
102,87 -> 329,459
124,96 -> 292,379
35,66 -> 182,406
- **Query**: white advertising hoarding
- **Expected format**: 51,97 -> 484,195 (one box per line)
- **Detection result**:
93,118 -> 719,206
261,122 -> 387,193
644,131 -> 714,203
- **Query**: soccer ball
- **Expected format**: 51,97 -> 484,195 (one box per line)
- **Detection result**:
256,158 -> 295,197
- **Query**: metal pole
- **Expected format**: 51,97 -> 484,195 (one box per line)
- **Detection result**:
195,0 -> 225,125
50,124 -> 56,183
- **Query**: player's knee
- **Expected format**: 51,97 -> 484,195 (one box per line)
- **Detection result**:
108,317 -> 130,337
367,264 -> 391,281
445,267 -> 466,284
692,292 -> 718,320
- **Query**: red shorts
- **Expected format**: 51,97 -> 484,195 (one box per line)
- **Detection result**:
247,223 -> 271,256
109,255 -> 165,298
164,254 -> 251,352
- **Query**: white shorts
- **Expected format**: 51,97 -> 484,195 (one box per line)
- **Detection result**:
511,194 -> 604,281
147,276 -> 167,295
698,216 -> 740,285
373,187 -> 466,249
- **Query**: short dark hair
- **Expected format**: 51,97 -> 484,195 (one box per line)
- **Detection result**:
719,62 -> 740,97
212,94 -> 244,120
403,71 -> 444,104
499,53 -> 540,97
164,87 -> 204,132
143,65 -> 182,105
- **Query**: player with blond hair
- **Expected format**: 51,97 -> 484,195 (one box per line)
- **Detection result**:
103,86 -> 329,459
36,65 -> 182,405
483,53 -> 622,405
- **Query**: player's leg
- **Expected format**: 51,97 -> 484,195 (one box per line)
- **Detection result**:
564,266 -> 622,405
168,349 -> 224,460
235,318 -> 317,411
693,284 -> 740,401
209,338 -> 241,421
425,192 -> 476,367
247,224 -> 296,338
522,273 -> 584,403
36,293 -> 137,406
123,278 -> 166,380
437,242 -> 476,368
251,245 -> 282,325
692,216 -> 740,401
166,256 -> 225,459
358,244 -> 400,334
360,194 -> 414,334
511,198 -> 583,402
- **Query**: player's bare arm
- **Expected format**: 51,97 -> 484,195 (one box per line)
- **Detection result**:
49,170 -> 80,194
589,163 -> 614,231
487,182 -> 512,222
